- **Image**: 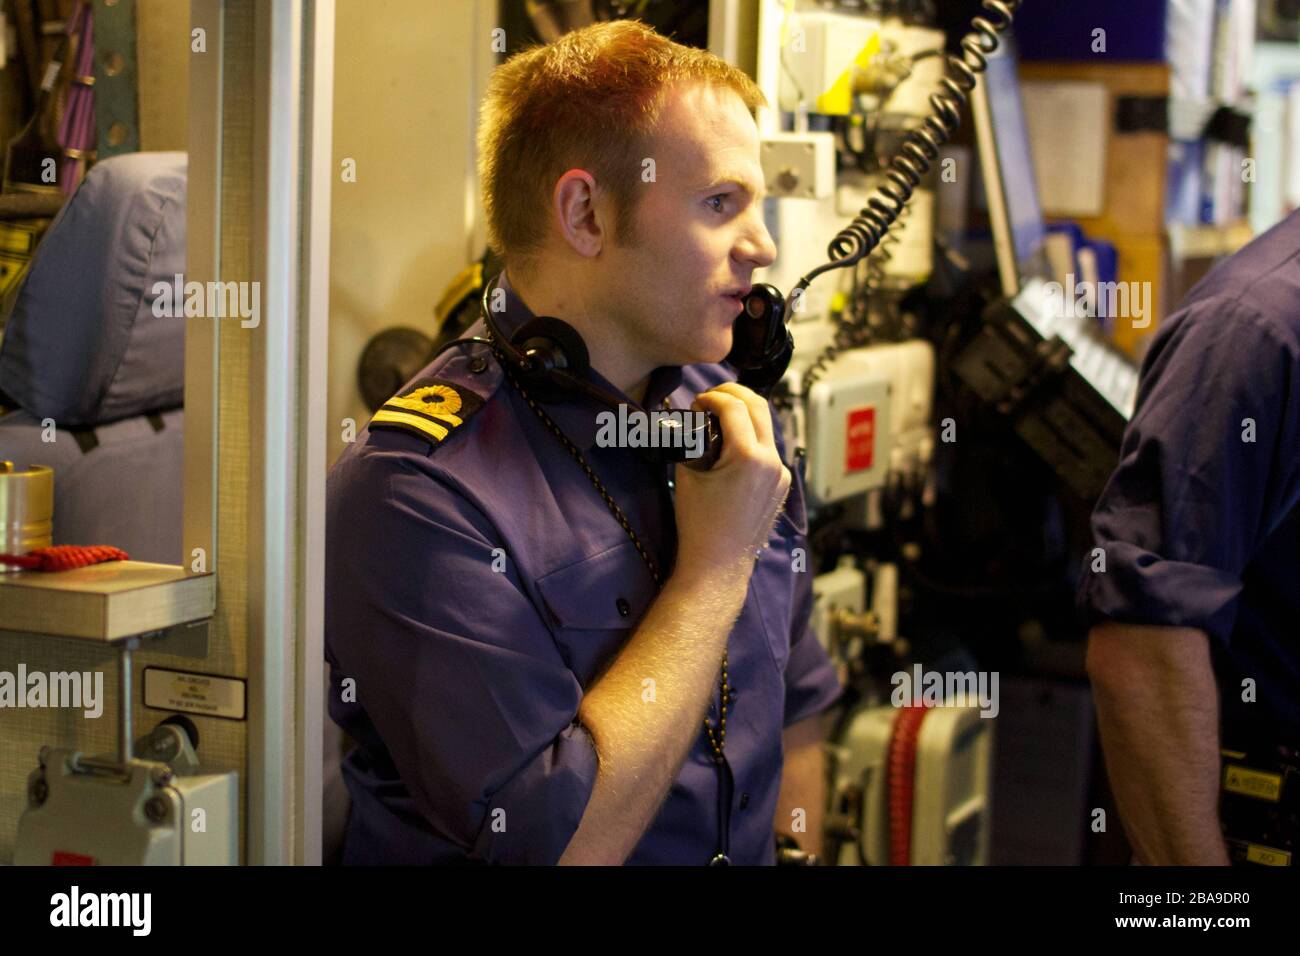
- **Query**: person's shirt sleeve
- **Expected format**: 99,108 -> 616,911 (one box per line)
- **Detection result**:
783,614 -> 843,727
326,445 -> 597,865
777,437 -> 844,728
1078,296 -> 1300,641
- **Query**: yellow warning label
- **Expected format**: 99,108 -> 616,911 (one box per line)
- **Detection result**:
1223,764 -> 1283,801
816,33 -> 882,116
1245,843 -> 1290,866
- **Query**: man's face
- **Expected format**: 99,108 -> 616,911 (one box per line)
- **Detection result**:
594,81 -> 777,370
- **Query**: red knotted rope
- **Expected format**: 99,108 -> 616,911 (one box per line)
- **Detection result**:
0,544 -> 129,571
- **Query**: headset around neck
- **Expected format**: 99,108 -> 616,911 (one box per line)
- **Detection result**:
474,273 -> 791,470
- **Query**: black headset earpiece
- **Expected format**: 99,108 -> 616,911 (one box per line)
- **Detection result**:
509,316 -> 592,402
481,280 -> 625,407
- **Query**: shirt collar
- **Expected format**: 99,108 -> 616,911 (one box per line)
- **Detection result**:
489,269 -> 685,451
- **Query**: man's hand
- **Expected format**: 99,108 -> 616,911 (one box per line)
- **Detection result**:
674,382 -> 791,574
1086,621 -> 1231,865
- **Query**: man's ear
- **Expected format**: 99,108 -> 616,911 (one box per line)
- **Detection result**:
551,168 -> 604,259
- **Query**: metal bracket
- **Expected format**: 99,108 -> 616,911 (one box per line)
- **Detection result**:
93,0 -> 141,159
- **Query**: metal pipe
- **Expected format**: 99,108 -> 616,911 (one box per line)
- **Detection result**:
118,636 -> 139,763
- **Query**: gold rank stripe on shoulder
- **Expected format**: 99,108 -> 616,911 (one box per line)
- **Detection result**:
368,379 -> 485,448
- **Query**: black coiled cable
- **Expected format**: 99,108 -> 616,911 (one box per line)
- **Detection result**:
797,0 -> 1022,395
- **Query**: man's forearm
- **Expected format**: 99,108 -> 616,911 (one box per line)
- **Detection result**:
773,713 -> 828,858
559,557 -> 755,865
1087,621 -> 1230,865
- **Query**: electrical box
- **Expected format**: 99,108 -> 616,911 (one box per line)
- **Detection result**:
778,10 -> 880,115
15,747 -> 238,865
760,131 -> 837,200
801,340 -> 935,506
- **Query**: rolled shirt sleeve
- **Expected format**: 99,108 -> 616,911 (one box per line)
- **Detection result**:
1078,296 -> 1300,641
783,619 -> 843,728
326,449 -> 598,865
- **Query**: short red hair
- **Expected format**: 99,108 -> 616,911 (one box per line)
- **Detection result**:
476,19 -> 766,280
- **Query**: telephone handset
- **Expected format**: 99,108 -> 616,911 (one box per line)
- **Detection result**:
680,282 -> 794,471
727,283 -> 792,397
469,0 -> 1020,472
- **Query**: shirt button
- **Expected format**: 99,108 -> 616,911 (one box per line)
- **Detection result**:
468,356 -> 488,374
739,792 -> 749,809
616,597 -> 630,618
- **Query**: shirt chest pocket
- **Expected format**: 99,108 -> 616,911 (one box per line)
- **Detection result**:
534,540 -> 658,688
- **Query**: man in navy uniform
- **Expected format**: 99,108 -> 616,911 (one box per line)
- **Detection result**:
1081,209 -> 1300,865
325,21 -> 842,864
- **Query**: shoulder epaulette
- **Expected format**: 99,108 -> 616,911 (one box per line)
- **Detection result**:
368,377 -> 485,449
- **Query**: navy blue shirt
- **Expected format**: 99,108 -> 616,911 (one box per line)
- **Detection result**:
325,271 -> 843,864
1079,210 -> 1300,740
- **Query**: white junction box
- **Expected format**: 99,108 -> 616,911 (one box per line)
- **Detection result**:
778,10 -> 880,114
15,749 -> 238,865
760,131 -> 837,200
802,340 -> 935,506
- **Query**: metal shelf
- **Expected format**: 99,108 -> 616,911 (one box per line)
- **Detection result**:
0,561 -> 214,643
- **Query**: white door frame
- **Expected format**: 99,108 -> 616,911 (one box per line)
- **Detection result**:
186,0 -> 334,866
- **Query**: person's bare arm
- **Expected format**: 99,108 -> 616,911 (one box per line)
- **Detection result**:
1086,621 -> 1230,865
559,383 -> 791,865
773,712 -> 828,858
